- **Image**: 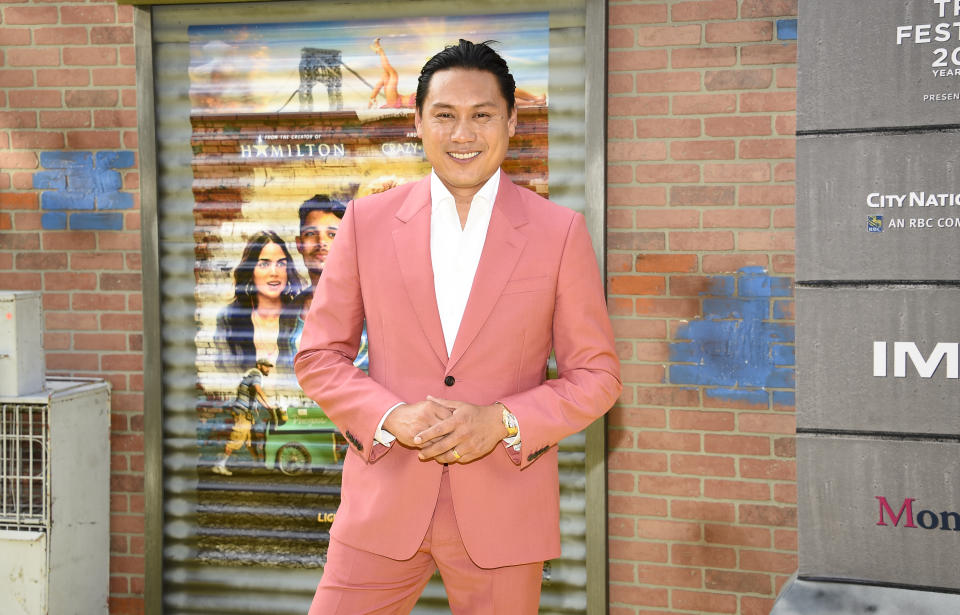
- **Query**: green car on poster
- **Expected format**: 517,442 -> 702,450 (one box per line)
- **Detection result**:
264,405 -> 347,476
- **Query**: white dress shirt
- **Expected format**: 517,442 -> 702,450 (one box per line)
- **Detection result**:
374,170 -> 519,448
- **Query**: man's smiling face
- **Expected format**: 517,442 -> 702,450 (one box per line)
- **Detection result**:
414,68 -> 517,203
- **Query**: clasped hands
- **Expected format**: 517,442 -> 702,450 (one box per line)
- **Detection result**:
382,396 -> 509,464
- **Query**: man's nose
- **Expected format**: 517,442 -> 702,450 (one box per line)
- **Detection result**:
450,118 -> 475,142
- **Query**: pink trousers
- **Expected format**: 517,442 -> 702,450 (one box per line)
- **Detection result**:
309,468 -> 543,615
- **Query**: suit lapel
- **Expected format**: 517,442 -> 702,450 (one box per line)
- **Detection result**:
447,174 -> 529,371
392,177 -> 448,366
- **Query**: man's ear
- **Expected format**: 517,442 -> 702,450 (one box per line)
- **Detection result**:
414,108 -> 423,138
507,106 -> 517,138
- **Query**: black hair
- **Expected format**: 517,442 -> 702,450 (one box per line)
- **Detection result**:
415,39 -> 516,112
298,194 -> 346,231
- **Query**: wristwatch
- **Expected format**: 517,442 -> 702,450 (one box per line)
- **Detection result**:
499,403 -> 519,438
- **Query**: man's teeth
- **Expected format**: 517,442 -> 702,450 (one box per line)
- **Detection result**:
450,152 -> 479,160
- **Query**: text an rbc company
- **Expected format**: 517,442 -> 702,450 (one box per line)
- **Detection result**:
872,342 -> 959,378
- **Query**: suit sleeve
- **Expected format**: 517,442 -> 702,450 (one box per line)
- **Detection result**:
500,212 -> 622,469
294,201 -> 403,462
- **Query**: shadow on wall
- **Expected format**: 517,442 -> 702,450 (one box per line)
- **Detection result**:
669,267 -> 795,409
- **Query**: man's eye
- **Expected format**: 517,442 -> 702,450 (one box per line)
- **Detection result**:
302,231 -> 317,239
326,231 -> 337,240
436,112 -> 453,119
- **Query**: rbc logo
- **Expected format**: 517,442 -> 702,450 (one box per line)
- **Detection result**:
867,216 -> 883,232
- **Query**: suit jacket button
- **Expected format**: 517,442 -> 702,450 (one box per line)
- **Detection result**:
444,375 -> 455,386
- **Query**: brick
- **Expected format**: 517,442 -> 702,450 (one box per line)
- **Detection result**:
608,95 -> 670,117
0,272 -> 42,290
9,89 -> 61,108
100,233 -> 140,250
672,0 -> 738,21
672,453 -> 735,477
740,549 -> 798,573
4,6 -> 58,24
636,118 -> 701,138
740,504 -> 797,528
609,3 -> 668,25
63,47 -> 118,66
119,47 -> 136,66
742,43 -> 797,66
636,72 -> 701,93
637,475 -> 701,497
0,27 -> 31,45
42,230 -> 96,251
670,409 -> 734,431
703,209 -> 770,229
774,529 -> 798,551
101,274 -> 141,291
740,138 -> 795,159
672,47 -> 736,69
638,519 -> 701,541
636,164 -> 700,183
705,524 -> 770,548
608,118 -> 634,139
705,163 -> 771,183
741,458 -> 796,481
34,26 -> 87,45
68,131 -> 121,149
705,570 -> 771,594
704,434 -> 770,456
610,406 -> 667,429
608,186 -> 666,207
610,539 -> 669,564
635,253 -> 698,272
0,69 -> 34,88
704,479 -> 770,501
609,450 -> 668,471
670,186 -> 734,207
608,28 -> 636,49
610,275 -> 666,296
610,49 -> 668,72
775,115 -> 796,135
673,502 -> 737,525
635,341 -> 670,361
704,69 -> 773,91
706,21 -> 773,43
705,116 -> 772,137
775,483 -> 797,504
7,48 -> 60,66
65,89 -> 120,107
75,332 -> 127,351
672,544 -> 735,568
673,589 -> 737,613
620,362 -> 666,383
61,5 -> 116,24
0,151 -> 39,169
91,25 -> 133,44
121,89 -> 138,107
94,109 -> 138,128
608,231 -> 665,251
0,192 -> 39,209
608,142 -> 667,162
36,68 -> 89,87
671,140 -> 735,160
636,430 -> 700,451
743,597 -> 778,615
637,564 -> 702,589
638,25 -> 701,47
777,67 -> 798,88
39,110 -> 91,129
670,231 -> 734,251
740,92 -> 797,113
609,73 -> 633,94
610,583 -> 669,607
17,252 -> 66,270
702,254 -> 768,273
672,93 -> 736,115
609,495 -> 669,517
93,67 -> 137,86
740,185 -> 795,206
11,131 -> 65,149
774,436 -> 796,458
46,271 -> 98,291
611,318 -> 668,340
739,230 -> 794,250
741,0 -> 798,18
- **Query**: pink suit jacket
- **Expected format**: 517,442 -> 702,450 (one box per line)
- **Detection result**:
295,172 -> 621,568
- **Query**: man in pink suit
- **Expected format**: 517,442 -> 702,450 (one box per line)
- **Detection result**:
295,39 -> 620,614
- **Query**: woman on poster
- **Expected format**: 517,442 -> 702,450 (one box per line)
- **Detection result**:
216,230 -> 303,371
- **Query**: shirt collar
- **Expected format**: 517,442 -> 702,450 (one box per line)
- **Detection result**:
429,169 -> 501,211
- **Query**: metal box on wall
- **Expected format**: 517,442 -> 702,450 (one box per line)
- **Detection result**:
0,292 -> 45,397
0,378 -> 111,615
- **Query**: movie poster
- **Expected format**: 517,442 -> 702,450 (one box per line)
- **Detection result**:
186,14 -> 550,565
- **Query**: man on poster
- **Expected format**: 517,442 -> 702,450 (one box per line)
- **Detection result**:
213,358 -> 276,475
295,40 -> 620,614
294,194 -> 346,313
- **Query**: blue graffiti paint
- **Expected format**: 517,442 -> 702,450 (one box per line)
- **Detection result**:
777,19 -> 797,41
35,150 -> 135,230
669,268 -> 795,398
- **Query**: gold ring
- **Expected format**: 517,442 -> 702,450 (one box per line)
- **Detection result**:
452,449 -> 461,460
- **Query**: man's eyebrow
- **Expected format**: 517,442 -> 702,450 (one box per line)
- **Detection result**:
429,101 -> 499,109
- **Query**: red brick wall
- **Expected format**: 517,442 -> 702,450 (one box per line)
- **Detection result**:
606,1 -> 798,613
0,1 -> 144,613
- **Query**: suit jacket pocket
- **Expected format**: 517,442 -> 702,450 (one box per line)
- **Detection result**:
501,275 -> 552,295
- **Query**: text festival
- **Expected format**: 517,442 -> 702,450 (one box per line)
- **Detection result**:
895,0 -> 960,76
